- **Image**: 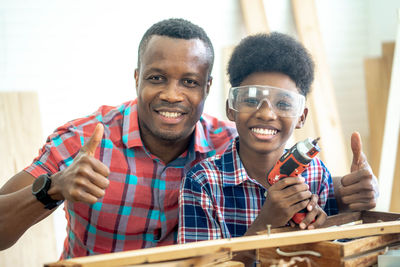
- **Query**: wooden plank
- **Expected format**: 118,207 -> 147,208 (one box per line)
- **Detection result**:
0,92 -> 43,184
384,42 -> 400,213
361,210 -> 400,223
259,241 -> 342,265
363,42 -> 394,176
45,220 -> 400,267
0,92 -> 58,266
342,244 -> 400,267
364,43 -> 400,212
364,58 -> 389,175
377,9 -> 400,212
239,0 -> 269,34
260,234 -> 400,267
266,212 -> 363,234
341,234 -> 400,257
266,211 -> 400,235
259,212 -> 400,267
127,252 -> 241,267
383,42 -> 396,74
130,260 -> 243,267
391,134 -> 400,212
291,0 -> 350,176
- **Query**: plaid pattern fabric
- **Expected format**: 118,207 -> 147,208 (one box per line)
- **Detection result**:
178,137 -> 338,243
24,99 -> 236,259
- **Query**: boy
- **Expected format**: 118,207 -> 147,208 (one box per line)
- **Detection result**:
178,33 -> 338,244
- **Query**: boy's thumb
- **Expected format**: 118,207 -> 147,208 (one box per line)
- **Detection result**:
350,131 -> 367,172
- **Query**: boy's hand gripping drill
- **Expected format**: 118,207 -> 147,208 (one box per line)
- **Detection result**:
267,137 -> 321,224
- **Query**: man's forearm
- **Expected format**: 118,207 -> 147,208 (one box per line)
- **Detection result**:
0,185 -> 54,250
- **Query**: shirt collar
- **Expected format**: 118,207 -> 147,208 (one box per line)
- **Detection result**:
122,99 -> 143,148
222,137 -> 253,186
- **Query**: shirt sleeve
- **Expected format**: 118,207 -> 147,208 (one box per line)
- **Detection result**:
24,121 -> 87,178
319,160 -> 339,216
178,166 -> 224,244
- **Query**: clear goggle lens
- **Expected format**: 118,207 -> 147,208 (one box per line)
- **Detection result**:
228,85 -> 305,117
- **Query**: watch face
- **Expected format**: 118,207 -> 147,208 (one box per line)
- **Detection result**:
32,175 -> 47,194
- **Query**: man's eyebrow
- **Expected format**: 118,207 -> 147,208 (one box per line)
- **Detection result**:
181,72 -> 203,78
142,67 -> 165,75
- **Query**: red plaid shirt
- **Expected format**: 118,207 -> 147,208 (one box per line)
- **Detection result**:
24,99 -> 236,259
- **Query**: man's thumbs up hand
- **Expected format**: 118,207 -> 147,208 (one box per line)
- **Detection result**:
81,123 -> 104,156
337,132 -> 378,211
48,123 -> 110,204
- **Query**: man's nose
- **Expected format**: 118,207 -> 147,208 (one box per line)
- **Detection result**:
159,81 -> 185,102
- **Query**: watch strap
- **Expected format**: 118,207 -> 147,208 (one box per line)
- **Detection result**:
33,174 -> 63,210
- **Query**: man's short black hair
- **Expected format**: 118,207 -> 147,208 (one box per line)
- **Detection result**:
227,32 -> 314,96
138,18 -> 214,75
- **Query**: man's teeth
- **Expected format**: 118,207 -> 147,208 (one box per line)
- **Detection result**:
251,128 -> 277,135
159,111 -> 182,118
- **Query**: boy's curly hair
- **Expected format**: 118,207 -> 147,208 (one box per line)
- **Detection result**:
228,33 -> 314,96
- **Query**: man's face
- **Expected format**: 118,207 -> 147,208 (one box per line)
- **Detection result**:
135,36 -> 212,143
227,72 -> 307,157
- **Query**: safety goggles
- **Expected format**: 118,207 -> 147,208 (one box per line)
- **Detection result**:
228,85 -> 305,117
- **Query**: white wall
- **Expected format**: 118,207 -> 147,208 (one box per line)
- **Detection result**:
0,0 -> 245,137
368,0 -> 400,56
1,0 -> 399,259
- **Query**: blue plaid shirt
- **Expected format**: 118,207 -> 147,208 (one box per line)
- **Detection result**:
178,137 -> 338,243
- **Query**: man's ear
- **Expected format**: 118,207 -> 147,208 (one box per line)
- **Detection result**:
226,100 -> 235,121
205,76 -> 213,96
295,107 -> 308,129
134,69 -> 139,94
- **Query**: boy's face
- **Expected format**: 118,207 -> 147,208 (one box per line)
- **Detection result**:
227,72 -> 307,156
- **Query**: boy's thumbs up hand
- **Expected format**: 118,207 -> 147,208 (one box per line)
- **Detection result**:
48,123 -> 110,204
337,132 -> 378,211
350,131 -> 368,172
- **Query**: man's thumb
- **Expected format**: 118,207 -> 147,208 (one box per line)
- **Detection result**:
81,123 -> 104,156
351,131 -> 366,172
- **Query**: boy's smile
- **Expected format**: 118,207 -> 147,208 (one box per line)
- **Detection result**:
251,127 -> 278,140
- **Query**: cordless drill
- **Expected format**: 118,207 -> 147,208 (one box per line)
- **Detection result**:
267,137 -> 321,224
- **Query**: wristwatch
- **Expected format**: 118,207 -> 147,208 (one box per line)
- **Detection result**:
32,174 -> 63,210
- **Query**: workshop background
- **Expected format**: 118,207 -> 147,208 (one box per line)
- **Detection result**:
0,0 -> 399,266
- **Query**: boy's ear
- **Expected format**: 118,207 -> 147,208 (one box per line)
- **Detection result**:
295,107 -> 308,129
226,100 -> 235,121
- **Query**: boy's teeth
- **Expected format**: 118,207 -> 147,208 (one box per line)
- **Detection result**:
251,128 -> 277,135
159,111 -> 181,118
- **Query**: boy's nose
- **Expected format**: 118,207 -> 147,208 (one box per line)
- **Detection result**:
256,100 -> 278,119
159,82 -> 185,103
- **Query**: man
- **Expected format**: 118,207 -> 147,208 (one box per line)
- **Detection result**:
0,18 -> 377,258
